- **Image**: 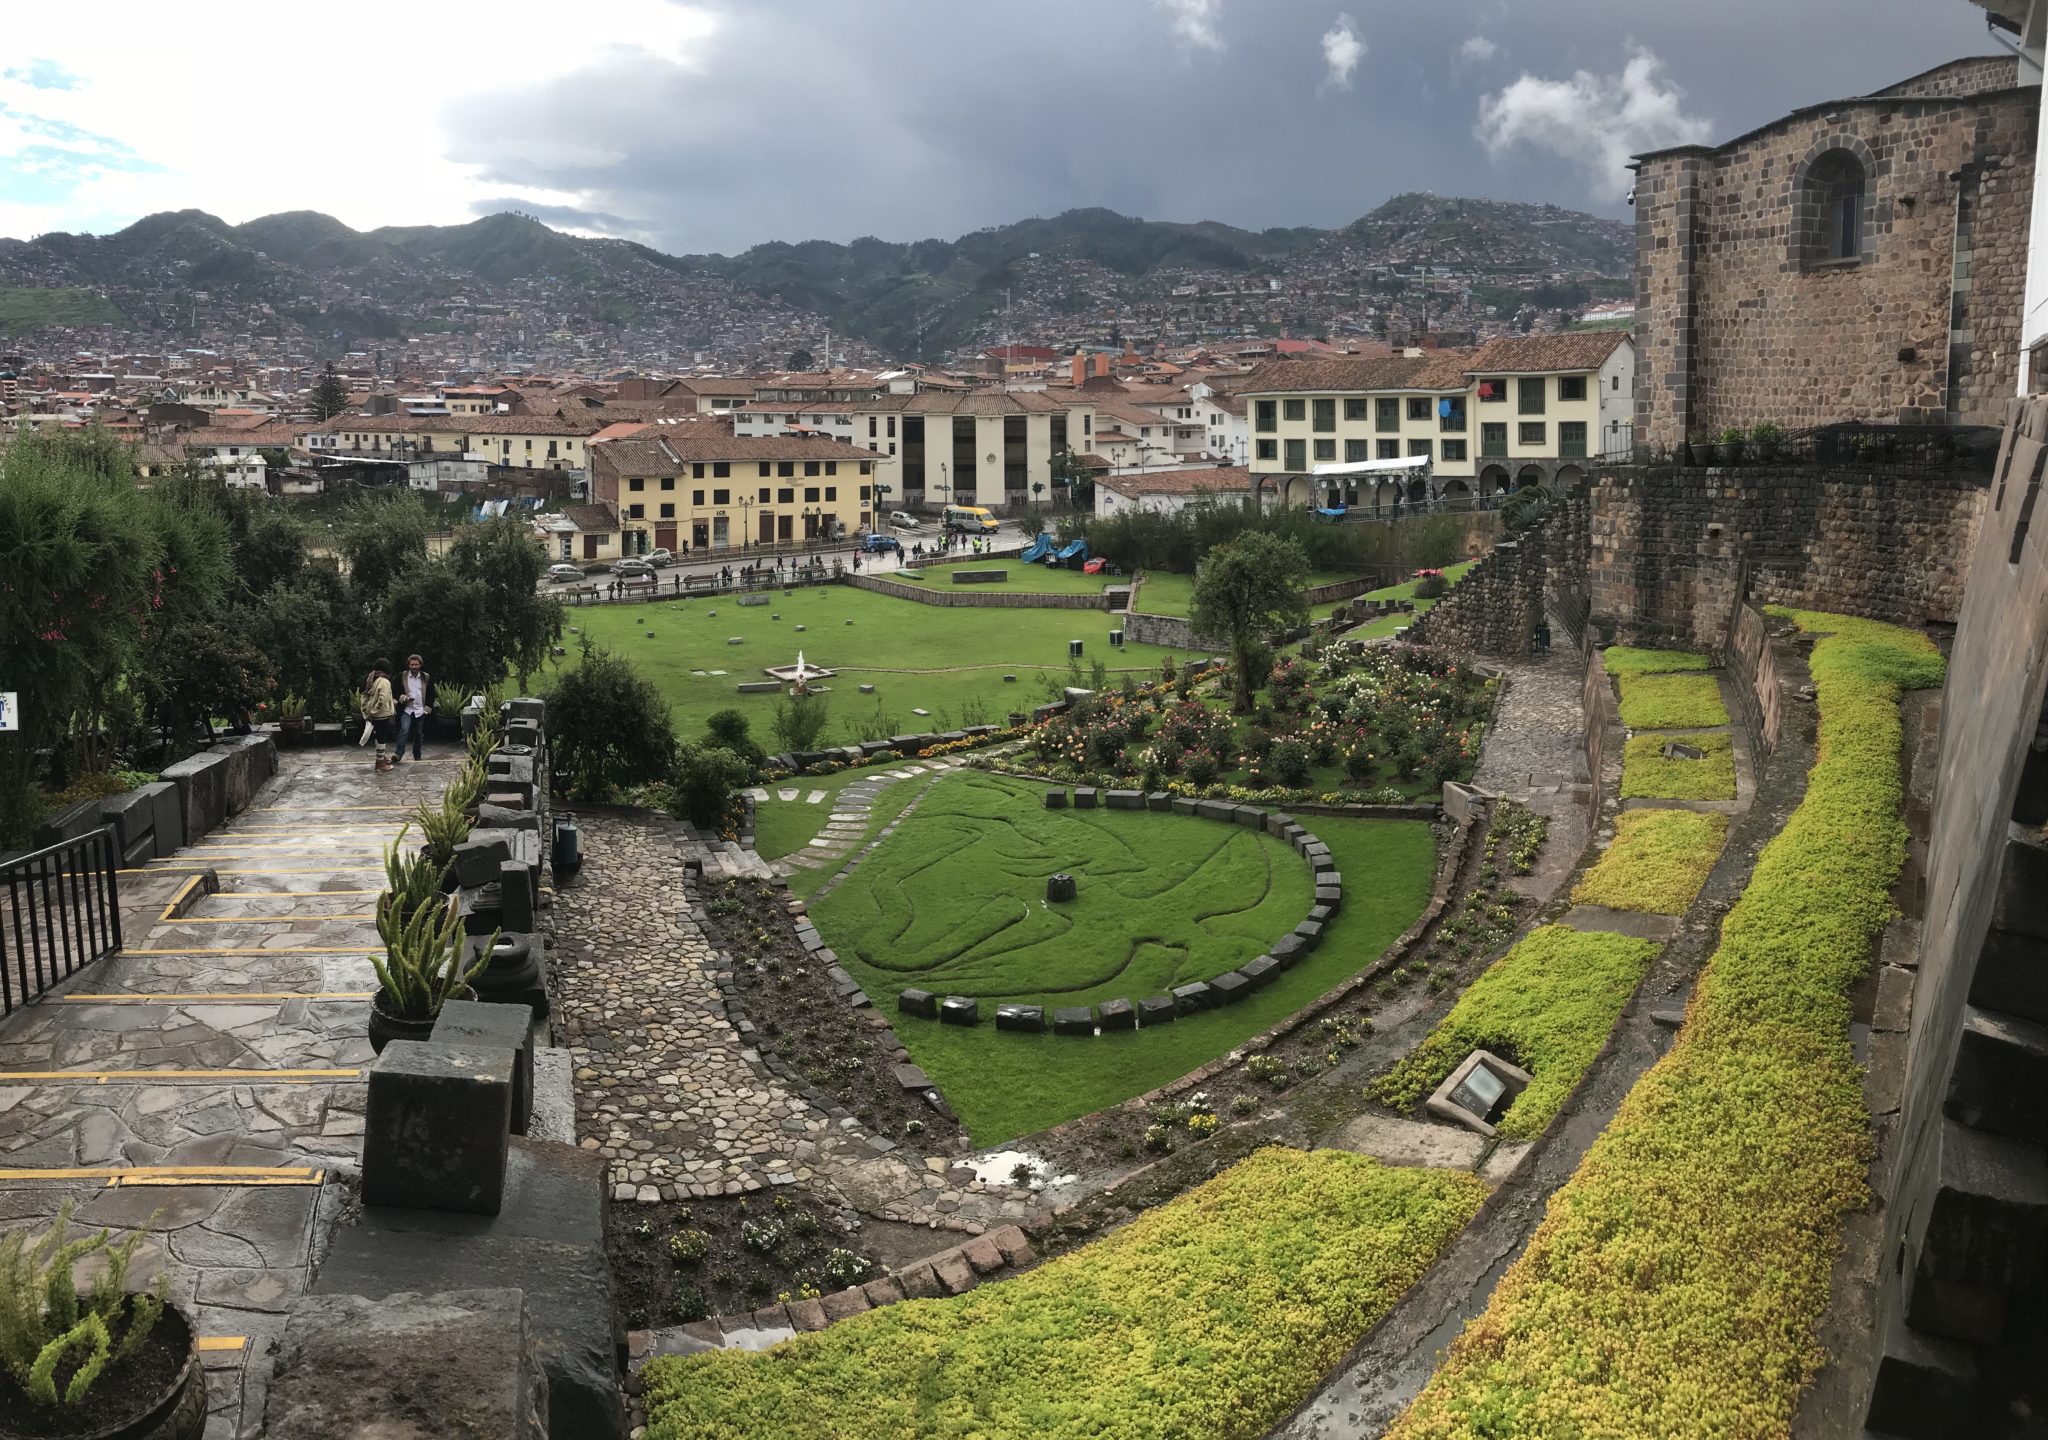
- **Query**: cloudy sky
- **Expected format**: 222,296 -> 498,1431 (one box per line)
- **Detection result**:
0,0 -> 1998,256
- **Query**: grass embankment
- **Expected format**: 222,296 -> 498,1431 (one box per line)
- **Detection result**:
813,773 -> 1435,1142
1619,731 -> 1736,800
1133,567 -> 1369,619
891,559 -> 1126,599
0,285 -> 124,334
1385,610 -> 1943,1440
1603,646 -> 1711,676
751,767 -> 912,862
1572,809 -> 1729,914
549,586 -> 1192,742
1346,559 -> 1479,637
1367,925 -> 1660,1140
1616,672 -> 1729,729
643,1147 -> 1486,1440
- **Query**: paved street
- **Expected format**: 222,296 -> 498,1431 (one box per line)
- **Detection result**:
0,747 -> 454,1439
535,518 -> 1042,593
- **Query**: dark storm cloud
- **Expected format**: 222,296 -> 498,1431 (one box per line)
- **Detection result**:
440,0 -> 1998,255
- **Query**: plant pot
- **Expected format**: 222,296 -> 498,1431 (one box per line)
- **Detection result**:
367,985 -> 474,1053
0,1303 -> 206,1440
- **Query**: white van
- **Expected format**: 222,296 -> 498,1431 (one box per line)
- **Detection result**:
943,505 -> 999,535
890,510 -> 921,530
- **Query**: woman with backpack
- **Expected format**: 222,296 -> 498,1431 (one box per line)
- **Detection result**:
362,659 -> 397,773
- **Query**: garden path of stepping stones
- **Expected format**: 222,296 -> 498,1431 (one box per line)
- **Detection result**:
755,761 -> 964,879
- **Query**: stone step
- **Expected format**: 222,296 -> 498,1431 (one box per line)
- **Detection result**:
1908,1117 -> 2048,1346
1968,926 -> 2048,1026
1866,1311 -> 1979,1438
1944,1004 -> 2048,1146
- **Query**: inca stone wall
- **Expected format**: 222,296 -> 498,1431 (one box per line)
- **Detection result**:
1406,499 -> 1585,658
1633,59 -> 2036,450
1586,465 -> 1987,650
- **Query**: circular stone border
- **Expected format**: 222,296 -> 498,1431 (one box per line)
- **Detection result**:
893,788 -> 1341,1038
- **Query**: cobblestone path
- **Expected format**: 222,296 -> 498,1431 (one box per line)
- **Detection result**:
0,746 -> 454,1438
550,808 -> 1034,1234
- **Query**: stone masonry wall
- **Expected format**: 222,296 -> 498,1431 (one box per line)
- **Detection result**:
1634,73 -> 2036,451
841,573 -> 1117,610
1586,465 -> 1987,650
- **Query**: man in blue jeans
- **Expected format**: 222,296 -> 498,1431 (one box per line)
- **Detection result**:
393,653 -> 434,764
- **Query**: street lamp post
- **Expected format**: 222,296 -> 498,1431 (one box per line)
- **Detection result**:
739,495 -> 752,552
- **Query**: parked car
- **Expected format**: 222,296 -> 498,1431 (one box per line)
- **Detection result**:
615,558 -> 655,578
646,548 -> 674,568
890,510 -> 921,529
861,533 -> 903,555
547,564 -> 584,584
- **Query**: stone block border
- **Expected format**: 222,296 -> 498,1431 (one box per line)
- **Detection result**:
888,795 -> 1343,1038
630,1225 -> 1038,1361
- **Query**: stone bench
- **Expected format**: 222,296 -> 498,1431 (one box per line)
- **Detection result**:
952,569 -> 1009,584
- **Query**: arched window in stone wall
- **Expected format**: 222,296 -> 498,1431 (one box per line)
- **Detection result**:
1794,139 -> 1876,269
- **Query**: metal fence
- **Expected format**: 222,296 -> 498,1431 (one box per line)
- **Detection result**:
1,828 -> 123,1016
1625,423 -> 2003,477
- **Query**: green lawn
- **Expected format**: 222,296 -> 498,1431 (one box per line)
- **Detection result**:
1619,731 -> 1737,801
1616,672 -> 1730,729
1133,568 -> 1365,618
550,586 -> 1191,744
891,558 -> 1127,599
812,773 -> 1436,1142
1336,559 -> 1479,632
751,767 -> 906,861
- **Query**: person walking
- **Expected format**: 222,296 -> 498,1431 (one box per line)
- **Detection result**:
361,660 -> 397,774
393,653 -> 434,765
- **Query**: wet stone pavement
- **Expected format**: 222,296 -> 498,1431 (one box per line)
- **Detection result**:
551,806 -> 1035,1233
0,745 -> 455,1438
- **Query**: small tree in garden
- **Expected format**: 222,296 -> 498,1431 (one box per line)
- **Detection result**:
1190,531 -> 1311,713
771,691 -> 831,754
703,709 -> 767,777
547,643 -> 676,800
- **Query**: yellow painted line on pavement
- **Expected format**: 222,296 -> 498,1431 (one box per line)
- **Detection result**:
0,1068 -> 362,1082
123,946 -> 371,955
0,1166 -> 324,1188
214,889 -> 383,897
157,914 -> 375,923
58,992 -> 373,1003
159,874 -> 207,922
197,1336 -> 249,1353
122,867 -> 385,876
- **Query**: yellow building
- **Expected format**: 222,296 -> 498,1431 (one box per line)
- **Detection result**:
589,426 -> 880,555
303,413 -> 607,469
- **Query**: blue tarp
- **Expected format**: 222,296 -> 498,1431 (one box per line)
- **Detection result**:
1047,539 -> 1088,566
1018,533 -> 1052,563
1315,506 -> 1347,520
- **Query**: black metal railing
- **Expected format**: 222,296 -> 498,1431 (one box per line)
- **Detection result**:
1,828 -> 123,1016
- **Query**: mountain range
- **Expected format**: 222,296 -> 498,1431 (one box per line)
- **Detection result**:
0,194 -> 1633,361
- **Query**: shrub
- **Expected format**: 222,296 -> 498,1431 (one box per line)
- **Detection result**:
771,691 -> 832,755
1269,738 -> 1312,787
1142,1123 -> 1174,1153
1412,570 -> 1447,600
1386,610 -> 1942,1440
1367,925 -> 1660,1139
1602,646 -> 1710,676
1342,742 -> 1377,783
643,1149 -> 1484,1440
668,1230 -> 711,1265
1572,809 -> 1729,914
672,745 -> 755,832
740,1218 -> 786,1254
1616,672 -> 1730,729
1183,750 -> 1221,788
1619,731 -> 1736,800
1244,1054 -> 1289,1088
549,643 -> 677,801
704,708 -> 768,775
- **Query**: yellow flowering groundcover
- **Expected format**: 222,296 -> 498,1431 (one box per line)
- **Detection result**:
1620,730 -> 1736,800
1617,671 -> 1731,729
1603,645 -> 1711,676
1572,809 -> 1729,914
643,1148 -> 1486,1440
1366,925 -> 1659,1141
1385,610 -> 1943,1440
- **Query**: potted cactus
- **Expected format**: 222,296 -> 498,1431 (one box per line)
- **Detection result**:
368,830 -> 494,1051
274,692 -> 310,745
0,1205 -> 205,1439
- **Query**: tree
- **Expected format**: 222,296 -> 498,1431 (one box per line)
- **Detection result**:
446,515 -> 562,686
379,565 -> 499,692
771,691 -> 832,754
547,643 -> 677,801
311,363 -> 349,421
703,708 -> 767,777
787,348 -> 815,372
236,570 -> 367,720
1190,532 -> 1312,713
339,491 -> 429,599
1049,448 -> 1091,508
142,620 -> 276,742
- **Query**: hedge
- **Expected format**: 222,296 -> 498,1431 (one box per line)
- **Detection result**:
1384,609 -> 1943,1440
1572,809 -> 1729,914
1366,925 -> 1660,1140
1603,646 -> 1711,676
1617,672 -> 1731,729
642,1148 -> 1486,1440
1620,730 -> 1735,800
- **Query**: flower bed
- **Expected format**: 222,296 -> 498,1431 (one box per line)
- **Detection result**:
1385,609 -> 1943,1440
642,1147 -> 1486,1440
1619,730 -> 1736,800
1603,646 -> 1711,676
1365,925 -> 1659,1140
1571,808 -> 1729,914
1616,671 -> 1730,729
